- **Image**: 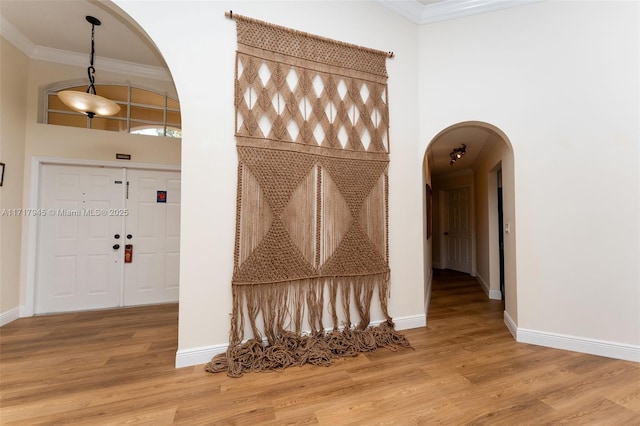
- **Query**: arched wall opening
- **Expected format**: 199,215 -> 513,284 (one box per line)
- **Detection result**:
15,1 -> 183,318
423,121 -> 518,329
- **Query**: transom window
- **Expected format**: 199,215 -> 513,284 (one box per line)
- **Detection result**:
45,84 -> 181,138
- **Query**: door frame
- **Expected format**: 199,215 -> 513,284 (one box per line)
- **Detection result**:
24,156 -> 181,316
497,169 -> 505,300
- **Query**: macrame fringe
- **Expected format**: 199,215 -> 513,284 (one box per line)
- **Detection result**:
205,321 -> 412,378
207,274 -> 411,378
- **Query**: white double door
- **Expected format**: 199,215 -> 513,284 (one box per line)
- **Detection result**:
35,164 -> 181,314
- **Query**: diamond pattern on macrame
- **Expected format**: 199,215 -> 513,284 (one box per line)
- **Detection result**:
319,222 -> 387,276
235,53 -> 389,153
235,148 -> 318,282
234,146 -> 388,282
234,219 -> 317,283
320,156 -> 388,217
238,147 -> 316,215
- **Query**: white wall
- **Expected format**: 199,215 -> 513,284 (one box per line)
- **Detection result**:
419,0 -> 639,352
473,134 -> 512,300
0,37 -> 29,322
112,0 -> 425,364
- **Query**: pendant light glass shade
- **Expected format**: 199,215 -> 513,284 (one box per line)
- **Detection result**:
58,90 -> 120,118
58,16 -> 120,119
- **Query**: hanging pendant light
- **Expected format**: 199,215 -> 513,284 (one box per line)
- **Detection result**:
58,16 -> 120,119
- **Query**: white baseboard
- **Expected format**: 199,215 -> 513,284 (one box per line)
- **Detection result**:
175,313 -> 427,368
391,313 -> 427,330
0,307 -> 20,327
175,344 -> 228,368
503,311 -> 639,363
476,273 -> 502,300
517,328 -> 640,363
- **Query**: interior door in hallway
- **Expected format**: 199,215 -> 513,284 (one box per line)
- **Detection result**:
445,187 -> 472,274
124,169 -> 181,306
36,165 -> 126,314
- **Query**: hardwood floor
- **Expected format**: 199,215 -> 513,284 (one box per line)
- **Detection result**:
1,270 -> 638,425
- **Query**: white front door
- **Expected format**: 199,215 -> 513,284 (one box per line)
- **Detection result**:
445,187 -> 472,274
36,165 -> 126,313
124,169 -> 181,306
35,164 -> 180,314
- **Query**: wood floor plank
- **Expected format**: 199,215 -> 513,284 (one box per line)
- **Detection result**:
1,271 -> 638,425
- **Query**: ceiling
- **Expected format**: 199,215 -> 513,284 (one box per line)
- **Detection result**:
0,0 -> 168,77
0,0 -> 509,177
427,126 -> 497,177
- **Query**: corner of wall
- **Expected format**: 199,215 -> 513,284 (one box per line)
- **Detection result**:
476,273 -> 502,300
503,310 -> 517,339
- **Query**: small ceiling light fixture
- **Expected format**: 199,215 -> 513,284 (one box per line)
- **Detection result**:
449,144 -> 467,166
57,16 -> 120,119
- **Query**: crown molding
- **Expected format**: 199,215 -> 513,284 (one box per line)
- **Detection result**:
376,0 -> 545,25
30,46 -> 171,81
0,15 -> 171,82
1,15 -> 36,55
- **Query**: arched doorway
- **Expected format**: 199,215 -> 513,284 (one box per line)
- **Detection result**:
423,121 -> 518,330
3,0 -> 184,315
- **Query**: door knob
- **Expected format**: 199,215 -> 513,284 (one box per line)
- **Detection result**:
113,244 -> 120,250
127,234 -> 133,240
114,234 -> 120,239
444,232 -> 449,236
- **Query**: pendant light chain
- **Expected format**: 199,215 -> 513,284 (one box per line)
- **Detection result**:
87,22 -> 97,96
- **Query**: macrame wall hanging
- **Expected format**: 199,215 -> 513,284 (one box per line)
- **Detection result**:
207,12 -> 410,377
